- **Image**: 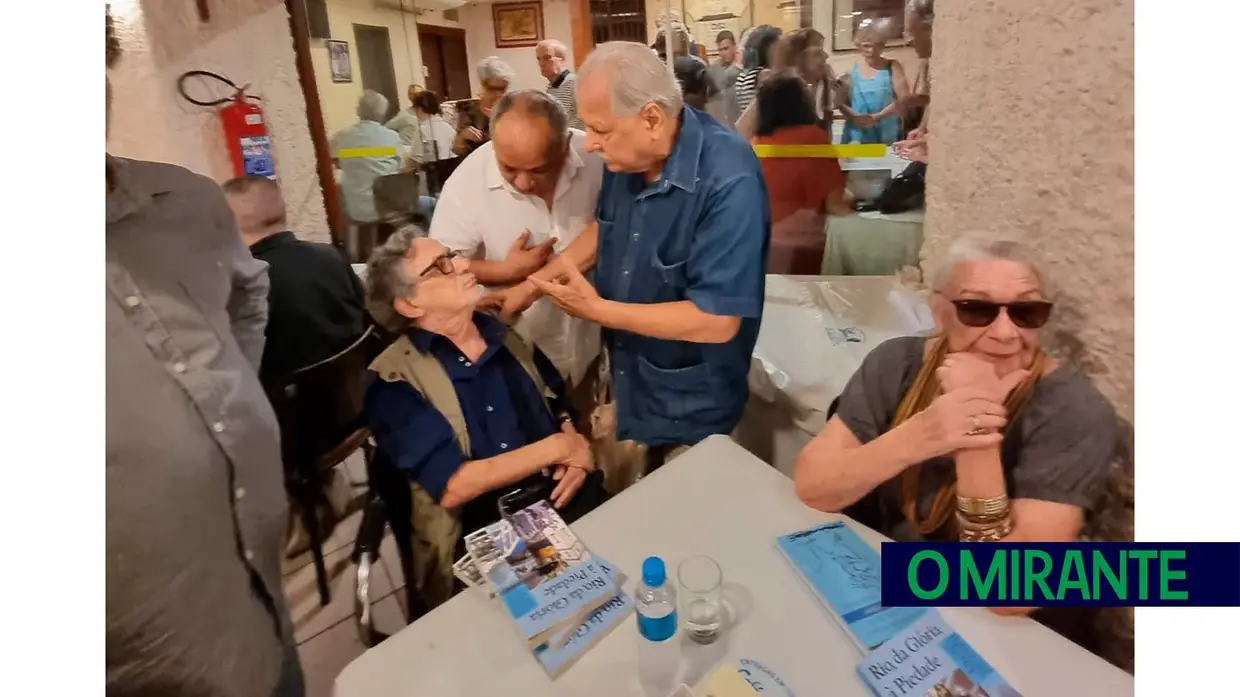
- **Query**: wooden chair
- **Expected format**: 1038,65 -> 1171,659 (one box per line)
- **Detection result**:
267,326 -> 378,606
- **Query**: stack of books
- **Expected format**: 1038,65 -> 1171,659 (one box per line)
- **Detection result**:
453,500 -> 633,678
776,521 -> 1021,696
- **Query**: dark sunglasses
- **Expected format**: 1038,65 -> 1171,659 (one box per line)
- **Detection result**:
951,299 -> 1054,329
418,249 -> 460,278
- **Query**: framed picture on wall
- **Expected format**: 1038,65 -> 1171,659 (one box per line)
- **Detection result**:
327,39 -> 352,83
492,2 -> 544,49
832,0 -> 909,52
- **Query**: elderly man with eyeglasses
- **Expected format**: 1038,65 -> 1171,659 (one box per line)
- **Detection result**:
362,230 -> 606,608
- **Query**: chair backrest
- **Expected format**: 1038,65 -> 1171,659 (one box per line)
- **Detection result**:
373,171 -> 422,222
422,157 -> 464,197
268,326 -> 379,467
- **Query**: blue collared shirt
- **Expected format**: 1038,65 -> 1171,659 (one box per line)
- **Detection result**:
594,107 -> 770,446
364,314 -> 569,502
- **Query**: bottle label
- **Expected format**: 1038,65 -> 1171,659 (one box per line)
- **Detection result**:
637,610 -> 677,642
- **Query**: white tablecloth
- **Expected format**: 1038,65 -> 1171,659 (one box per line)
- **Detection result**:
736,275 -> 935,476
334,437 -> 1134,697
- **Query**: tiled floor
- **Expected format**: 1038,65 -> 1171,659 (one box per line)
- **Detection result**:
284,452 -> 409,697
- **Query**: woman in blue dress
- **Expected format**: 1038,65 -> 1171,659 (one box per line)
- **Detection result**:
841,24 -> 909,144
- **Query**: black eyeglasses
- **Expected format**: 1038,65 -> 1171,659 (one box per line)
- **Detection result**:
951,299 -> 1054,329
418,249 -> 460,278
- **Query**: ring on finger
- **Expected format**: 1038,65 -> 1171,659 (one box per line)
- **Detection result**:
966,416 -> 988,436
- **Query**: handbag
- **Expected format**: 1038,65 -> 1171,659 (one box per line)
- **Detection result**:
876,161 -> 926,215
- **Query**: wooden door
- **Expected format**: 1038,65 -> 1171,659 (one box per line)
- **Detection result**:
420,32 -> 446,96
441,34 -> 470,101
418,24 -> 471,101
354,23 -> 400,121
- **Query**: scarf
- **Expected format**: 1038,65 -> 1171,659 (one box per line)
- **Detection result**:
890,337 -> 1046,538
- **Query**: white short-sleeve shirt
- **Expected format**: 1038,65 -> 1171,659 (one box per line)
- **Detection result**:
430,129 -> 603,384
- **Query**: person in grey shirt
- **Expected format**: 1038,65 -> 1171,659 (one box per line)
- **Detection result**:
790,233 -> 1128,668
106,18 -> 302,694
793,233 -> 1117,545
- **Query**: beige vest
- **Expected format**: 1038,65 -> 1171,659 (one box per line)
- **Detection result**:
369,329 -> 553,607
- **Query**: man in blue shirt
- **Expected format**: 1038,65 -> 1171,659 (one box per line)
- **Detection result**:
488,41 -> 770,470
363,231 -> 604,603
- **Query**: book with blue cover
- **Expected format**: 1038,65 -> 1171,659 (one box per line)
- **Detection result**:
857,609 -> 1023,697
776,521 -> 926,650
533,591 -> 634,678
501,557 -> 618,648
462,502 -> 621,650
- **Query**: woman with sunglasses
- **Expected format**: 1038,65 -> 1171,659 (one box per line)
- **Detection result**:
793,233 -> 1118,597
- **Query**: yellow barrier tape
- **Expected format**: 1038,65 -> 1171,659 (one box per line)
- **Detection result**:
337,147 -> 400,158
752,144 -> 888,159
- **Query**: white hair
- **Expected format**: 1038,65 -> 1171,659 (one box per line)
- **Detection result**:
476,56 -> 516,84
357,90 -> 389,122
578,41 -> 683,117
930,233 -> 1048,292
536,39 -> 568,58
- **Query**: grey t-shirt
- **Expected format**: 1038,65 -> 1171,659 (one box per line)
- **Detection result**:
835,336 -> 1117,541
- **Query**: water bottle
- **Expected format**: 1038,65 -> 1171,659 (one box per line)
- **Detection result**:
636,556 -> 681,696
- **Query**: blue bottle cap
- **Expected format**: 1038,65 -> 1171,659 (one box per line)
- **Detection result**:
642,556 -> 666,587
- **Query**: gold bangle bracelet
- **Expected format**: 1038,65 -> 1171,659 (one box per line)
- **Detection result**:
957,514 -> 1014,542
957,495 -> 1010,517
956,510 -> 1012,526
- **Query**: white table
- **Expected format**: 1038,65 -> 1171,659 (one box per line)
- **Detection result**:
335,437 -> 1134,697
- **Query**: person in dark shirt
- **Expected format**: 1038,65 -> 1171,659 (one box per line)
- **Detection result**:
222,176 -> 366,385
452,57 -> 514,157
363,230 -> 605,606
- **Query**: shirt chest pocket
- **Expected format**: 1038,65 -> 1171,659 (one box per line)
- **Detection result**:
650,249 -> 687,288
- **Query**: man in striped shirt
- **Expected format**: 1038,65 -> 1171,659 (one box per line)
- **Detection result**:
536,39 -> 584,130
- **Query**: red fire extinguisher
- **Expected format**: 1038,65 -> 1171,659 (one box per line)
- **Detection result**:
177,71 -> 275,178
218,92 -> 274,178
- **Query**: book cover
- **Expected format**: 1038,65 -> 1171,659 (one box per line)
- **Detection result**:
533,592 -> 634,678
857,610 -> 1022,697
776,521 -> 926,650
452,555 -> 484,589
461,500 -> 590,597
502,557 -> 618,648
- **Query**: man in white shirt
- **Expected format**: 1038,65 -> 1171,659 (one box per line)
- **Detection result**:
330,90 -> 404,224
430,89 -> 603,403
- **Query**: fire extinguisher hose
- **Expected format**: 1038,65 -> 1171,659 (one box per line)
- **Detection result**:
176,70 -> 261,107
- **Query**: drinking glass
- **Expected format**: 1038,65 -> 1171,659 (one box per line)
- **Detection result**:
678,555 -> 723,644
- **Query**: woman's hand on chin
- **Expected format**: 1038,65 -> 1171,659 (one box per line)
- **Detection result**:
915,386 -> 1008,458
938,352 -> 1028,403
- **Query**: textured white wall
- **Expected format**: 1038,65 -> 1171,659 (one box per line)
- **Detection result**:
921,0 -> 1135,421
107,0 -> 330,243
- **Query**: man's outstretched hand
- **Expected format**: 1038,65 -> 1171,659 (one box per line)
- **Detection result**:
478,282 -> 539,321
527,256 -> 605,323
